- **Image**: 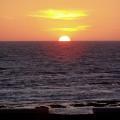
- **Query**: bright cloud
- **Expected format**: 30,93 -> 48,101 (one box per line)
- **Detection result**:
29,9 -> 88,20
50,25 -> 90,32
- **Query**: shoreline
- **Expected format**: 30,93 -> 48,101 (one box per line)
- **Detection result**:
1,100 -> 120,119
1,100 -> 120,109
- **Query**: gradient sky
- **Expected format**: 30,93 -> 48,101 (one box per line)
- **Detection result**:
0,0 -> 119,41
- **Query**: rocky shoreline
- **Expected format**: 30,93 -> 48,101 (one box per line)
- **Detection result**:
0,100 -> 120,119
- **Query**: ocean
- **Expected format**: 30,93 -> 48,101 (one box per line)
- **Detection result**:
0,41 -> 120,107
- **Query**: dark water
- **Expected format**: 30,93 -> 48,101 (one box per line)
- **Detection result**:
0,41 -> 120,105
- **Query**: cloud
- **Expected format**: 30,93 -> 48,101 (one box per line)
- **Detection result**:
29,9 -> 88,20
49,25 -> 90,32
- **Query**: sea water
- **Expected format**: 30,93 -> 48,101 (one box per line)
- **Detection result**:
0,41 -> 120,106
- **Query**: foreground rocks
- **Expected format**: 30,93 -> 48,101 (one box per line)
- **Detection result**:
0,100 -> 120,119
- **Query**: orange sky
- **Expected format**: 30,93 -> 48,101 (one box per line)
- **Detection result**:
0,0 -> 119,41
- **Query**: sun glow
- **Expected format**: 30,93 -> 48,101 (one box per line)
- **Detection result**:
58,35 -> 71,42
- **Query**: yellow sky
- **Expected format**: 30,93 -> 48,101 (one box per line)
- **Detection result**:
0,0 -> 119,41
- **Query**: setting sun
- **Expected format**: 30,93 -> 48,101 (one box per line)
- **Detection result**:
58,36 -> 71,42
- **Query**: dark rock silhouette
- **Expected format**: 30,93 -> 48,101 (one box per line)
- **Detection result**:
50,104 -> 66,108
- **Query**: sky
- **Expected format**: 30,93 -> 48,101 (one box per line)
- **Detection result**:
0,0 -> 120,41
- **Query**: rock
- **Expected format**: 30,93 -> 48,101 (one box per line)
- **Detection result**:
106,101 -> 118,105
0,67 -> 7,70
86,102 -> 106,107
0,105 -> 6,108
35,106 -> 49,114
49,104 -> 66,108
70,103 -> 87,107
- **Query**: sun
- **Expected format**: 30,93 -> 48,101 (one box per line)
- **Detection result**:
58,35 -> 71,42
